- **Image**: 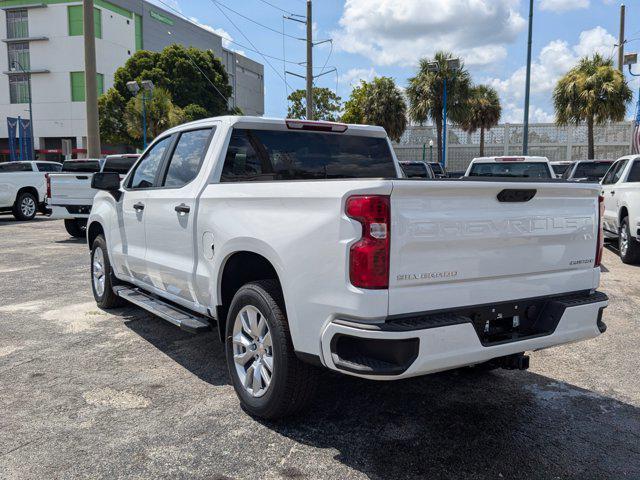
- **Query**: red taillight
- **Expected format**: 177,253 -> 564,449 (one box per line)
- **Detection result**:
45,173 -> 51,198
595,195 -> 604,267
346,195 -> 390,289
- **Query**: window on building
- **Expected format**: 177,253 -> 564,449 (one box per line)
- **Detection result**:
135,14 -> 143,51
6,9 -> 28,39
68,6 -> 102,38
9,74 -> 30,104
70,72 -> 105,102
7,42 -> 30,71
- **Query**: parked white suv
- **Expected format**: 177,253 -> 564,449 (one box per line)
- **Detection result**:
87,117 -> 608,418
0,161 -> 62,220
601,155 -> 640,263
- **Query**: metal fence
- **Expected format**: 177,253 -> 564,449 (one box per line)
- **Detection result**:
393,122 -> 636,172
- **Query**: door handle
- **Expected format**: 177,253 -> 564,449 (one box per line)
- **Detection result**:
133,202 -> 145,211
175,203 -> 190,214
610,191 -> 615,195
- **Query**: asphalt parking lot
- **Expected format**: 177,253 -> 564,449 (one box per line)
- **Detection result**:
1,216 -> 639,479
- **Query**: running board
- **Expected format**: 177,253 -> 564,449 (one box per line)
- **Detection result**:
114,286 -> 212,333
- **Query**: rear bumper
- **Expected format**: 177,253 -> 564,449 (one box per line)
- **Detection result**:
49,204 -> 91,220
319,291 -> 608,380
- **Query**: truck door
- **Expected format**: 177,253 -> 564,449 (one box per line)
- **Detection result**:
601,160 -> 627,234
111,136 -> 173,282
142,127 -> 214,306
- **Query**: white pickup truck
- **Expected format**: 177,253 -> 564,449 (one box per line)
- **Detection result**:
47,155 -> 139,237
87,116 -> 608,419
601,154 -> 640,263
0,161 -> 62,220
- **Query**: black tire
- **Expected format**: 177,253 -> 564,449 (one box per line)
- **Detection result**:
12,191 -> 38,221
619,217 -> 640,265
64,219 -> 88,238
225,280 -> 318,419
90,235 -> 125,309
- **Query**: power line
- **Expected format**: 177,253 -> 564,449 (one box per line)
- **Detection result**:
256,0 -> 300,16
211,0 -> 305,41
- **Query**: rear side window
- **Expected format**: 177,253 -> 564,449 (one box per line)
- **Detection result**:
468,162 -> 552,178
0,162 -> 32,172
128,136 -> 172,189
36,162 -> 62,172
103,156 -> 138,175
162,128 -> 213,188
220,128 -> 397,182
62,160 -> 101,173
627,160 -> 640,182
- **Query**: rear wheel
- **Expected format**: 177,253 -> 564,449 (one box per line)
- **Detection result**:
225,280 -> 317,419
619,217 -> 640,264
91,235 -> 124,309
64,219 -> 87,238
12,192 -> 37,221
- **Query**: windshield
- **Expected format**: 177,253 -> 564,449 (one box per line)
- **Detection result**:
571,161 -> 613,180
62,160 -> 102,173
468,162 -> 552,178
401,163 -> 432,178
551,163 -> 571,176
221,129 -> 397,181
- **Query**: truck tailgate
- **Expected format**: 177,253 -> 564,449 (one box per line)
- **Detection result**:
388,180 -> 601,315
48,174 -> 94,205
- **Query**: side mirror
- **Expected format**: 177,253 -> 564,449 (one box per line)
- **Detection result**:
92,172 -> 121,191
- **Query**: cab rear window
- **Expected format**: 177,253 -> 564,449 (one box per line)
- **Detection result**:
62,160 -> 101,173
468,162 -> 552,178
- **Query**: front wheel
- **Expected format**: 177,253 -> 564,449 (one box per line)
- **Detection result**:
12,192 -> 37,221
619,217 -> 640,264
64,219 -> 88,238
91,235 -> 124,309
225,280 -> 317,419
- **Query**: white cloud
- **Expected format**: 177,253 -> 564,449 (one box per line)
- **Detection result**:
502,102 -> 555,123
332,0 -> 525,67
540,0 -> 589,12
188,17 -> 245,55
486,26 -> 616,122
338,68 -> 377,86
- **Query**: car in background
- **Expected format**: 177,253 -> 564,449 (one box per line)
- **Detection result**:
550,160 -> 573,178
428,162 -> 447,178
399,161 -> 435,179
464,156 -> 555,179
47,154 -> 139,237
561,160 -> 614,182
0,161 -> 62,220
600,155 -> 640,264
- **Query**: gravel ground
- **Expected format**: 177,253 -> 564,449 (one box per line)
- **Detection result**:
1,216 -> 639,480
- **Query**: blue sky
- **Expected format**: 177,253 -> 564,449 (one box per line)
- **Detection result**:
153,0 -> 640,123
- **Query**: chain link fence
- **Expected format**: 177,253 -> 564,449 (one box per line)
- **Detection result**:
393,122 -> 635,173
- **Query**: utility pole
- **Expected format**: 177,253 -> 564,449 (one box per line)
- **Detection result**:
618,4 -> 626,72
305,0 -> 313,120
83,0 -> 101,158
523,0 -> 533,155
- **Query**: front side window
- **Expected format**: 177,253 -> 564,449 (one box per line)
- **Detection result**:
128,136 -> 172,189
162,128 -> 213,188
220,129 -> 397,182
9,74 -> 30,104
6,9 -> 28,39
8,42 -> 30,71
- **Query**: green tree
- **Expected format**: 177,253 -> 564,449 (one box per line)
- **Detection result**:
100,44 -> 233,147
406,51 -> 471,163
287,87 -> 342,121
553,54 -> 632,159
459,85 -> 502,156
124,88 -> 185,142
342,77 -> 407,142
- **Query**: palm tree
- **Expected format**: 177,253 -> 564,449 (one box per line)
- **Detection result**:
406,51 -> 471,163
553,54 -> 632,159
460,85 -> 502,156
124,87 -> 185,143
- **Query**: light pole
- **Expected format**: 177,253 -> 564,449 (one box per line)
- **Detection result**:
523,0 -> 534,155
127,80 -> 154,149
427,58 -> 460,169
429,139 -> 434,163
10,60 -> 35,160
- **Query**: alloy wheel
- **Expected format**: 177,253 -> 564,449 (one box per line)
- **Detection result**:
21,196 -> 36,218
92,247 -> 106,297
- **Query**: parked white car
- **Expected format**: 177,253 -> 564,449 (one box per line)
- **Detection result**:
0,161 -> 62,220
601,154 -> 640,263
549,160 -> 573,178
47,155 -> 139,237
464,156 -> 555,178
87,116 -> 608,419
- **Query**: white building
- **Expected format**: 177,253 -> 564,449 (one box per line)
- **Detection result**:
0,0 -> 265,160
